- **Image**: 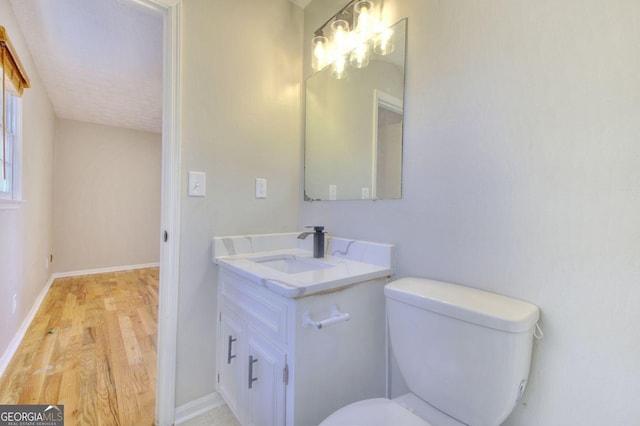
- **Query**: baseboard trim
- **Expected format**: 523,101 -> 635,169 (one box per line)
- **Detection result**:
174,392 -> 225,425
54,262 -> 160,279
0,273 -> 56,378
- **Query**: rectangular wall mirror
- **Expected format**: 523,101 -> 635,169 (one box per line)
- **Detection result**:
304,18 -> 407,201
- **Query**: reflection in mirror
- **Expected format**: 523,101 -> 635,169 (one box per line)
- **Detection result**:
375,90 -> 403,199
305,18 -> 407,201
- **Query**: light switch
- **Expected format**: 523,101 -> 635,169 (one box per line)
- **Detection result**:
255,178 -> 267,199
188,171 -> 206,197
329,184 -> 337,200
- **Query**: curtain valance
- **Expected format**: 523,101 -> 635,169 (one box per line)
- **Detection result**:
0,26 -> 30,95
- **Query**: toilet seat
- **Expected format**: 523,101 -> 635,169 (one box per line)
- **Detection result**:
319,398 -> 432,426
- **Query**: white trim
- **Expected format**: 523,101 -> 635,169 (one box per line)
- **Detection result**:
149,0 -> 180,6
13,95 -> 23,201
53,262 -> 160,279
371,89 -> 403,200
0,199 -> 24,210
289,0 -> 312,8
124,0 -> 167,13
375,90 -> 404,115
123,1 -> 182,425
174,392 -> 226,425
371,91 -> 379,199
156,2 -> 182,426
0,93 -> 23,201
0,274 -> 55,377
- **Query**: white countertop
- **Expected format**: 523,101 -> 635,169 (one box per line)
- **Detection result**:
213,233 -> 395,298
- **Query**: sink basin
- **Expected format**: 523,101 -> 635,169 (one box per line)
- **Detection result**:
252,254 -> 334,274
213,234 -> 395,297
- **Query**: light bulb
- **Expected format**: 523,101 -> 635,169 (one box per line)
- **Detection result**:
331,55 -> 348,79
330,19 -> 351,55
311,35 -> 328,71
374,27 -> 394,55
354,1 -> 374,36
350,43 -> 370,68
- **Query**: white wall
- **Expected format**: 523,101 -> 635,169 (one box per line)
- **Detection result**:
301,0 -> 640,424
0,0 -> 56,366
53,119 -> 161,273
176,0 -> 302,406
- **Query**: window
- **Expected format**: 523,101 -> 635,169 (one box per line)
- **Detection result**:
0,26 -> 29,208
0,90 -> 20,202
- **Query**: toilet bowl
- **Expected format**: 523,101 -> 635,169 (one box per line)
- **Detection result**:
320,398 -> 429,426
320,277 -> 540,426
320,393 -> 466,426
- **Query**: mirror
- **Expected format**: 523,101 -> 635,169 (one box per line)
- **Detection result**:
305,18 -> 407,201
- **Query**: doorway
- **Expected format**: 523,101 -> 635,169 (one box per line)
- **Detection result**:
123,1 -> 181,425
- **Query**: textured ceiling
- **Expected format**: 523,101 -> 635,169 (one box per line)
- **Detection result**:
10,0 -> 163,133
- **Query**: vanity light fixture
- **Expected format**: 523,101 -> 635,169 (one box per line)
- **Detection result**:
311,0 -> 394,79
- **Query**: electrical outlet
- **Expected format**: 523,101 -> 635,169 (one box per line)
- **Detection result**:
12,294 -> 17,314
362,187 -> 370,199
255,178 -> 267,199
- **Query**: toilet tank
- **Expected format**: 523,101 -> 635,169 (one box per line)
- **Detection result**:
385,278 -> 539,426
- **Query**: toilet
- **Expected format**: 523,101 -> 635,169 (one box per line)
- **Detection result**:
320,277 -> 540,426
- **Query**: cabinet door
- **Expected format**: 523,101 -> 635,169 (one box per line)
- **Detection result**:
246,328 -> 287,426
218,310 -> 243,417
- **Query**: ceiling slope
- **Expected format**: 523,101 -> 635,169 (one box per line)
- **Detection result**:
10,0 -> 163,133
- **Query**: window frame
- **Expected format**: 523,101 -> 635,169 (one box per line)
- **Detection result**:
0,88 -> 23,209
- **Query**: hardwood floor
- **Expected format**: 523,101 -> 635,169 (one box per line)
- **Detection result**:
0,268 -> 159,426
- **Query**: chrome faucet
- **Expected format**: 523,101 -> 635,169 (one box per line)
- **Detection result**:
297,226 -> 325,258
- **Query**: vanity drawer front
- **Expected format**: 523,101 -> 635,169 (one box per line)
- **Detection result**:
220,270 -> 288,344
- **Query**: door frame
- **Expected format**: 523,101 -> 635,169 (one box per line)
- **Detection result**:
124,1 -> 182,425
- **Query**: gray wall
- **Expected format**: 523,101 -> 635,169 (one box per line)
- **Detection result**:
0,0 -> 56,367
53,119 -> 161,273
176,0 -> 303,406
301,0 -> 640,424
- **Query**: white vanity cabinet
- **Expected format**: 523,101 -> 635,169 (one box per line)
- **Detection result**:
216,268 -> 388,426
217,270 -> 288,426
217,308 -> 243,416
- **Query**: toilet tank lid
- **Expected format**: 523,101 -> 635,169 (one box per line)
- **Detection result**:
385,278 -> 540,333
